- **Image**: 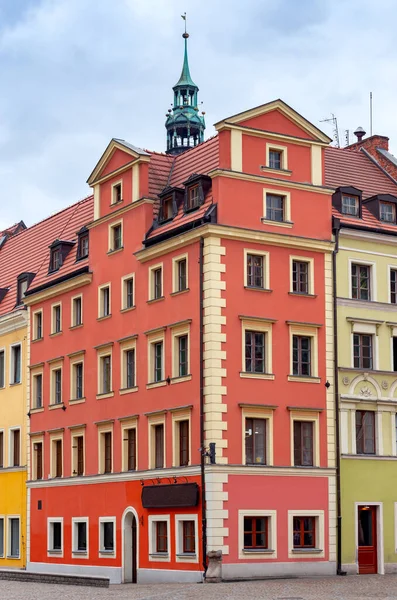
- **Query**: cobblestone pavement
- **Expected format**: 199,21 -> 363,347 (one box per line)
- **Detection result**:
3,576 -> 397,600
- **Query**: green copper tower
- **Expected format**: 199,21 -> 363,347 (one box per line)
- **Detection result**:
165,27 -> 205,155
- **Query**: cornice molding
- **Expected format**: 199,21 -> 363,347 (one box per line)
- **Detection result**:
0,310 -> 27,335
86,197 -> 154,229
23,273 -> 92,306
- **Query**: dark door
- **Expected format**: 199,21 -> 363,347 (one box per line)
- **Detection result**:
358,506 -> 377,574
132,516 -> 137,583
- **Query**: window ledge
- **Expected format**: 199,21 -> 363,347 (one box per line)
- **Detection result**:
96,392 -> 114,400
171,288 -> 190,297
171,374 -> 192,385
244,286 -> 273,293
119,386 -> 138,395
32,337 -> 43,343
6,555 -> 20,560
107,247 -> 124,256
48,549 -> 63,555
242,548 -> 275,554
49,331 -> 63,337
99,550 -> 115,556
288,375 -> 320,383
240,372 -> 275,380
146,380 -> 167,390
48,402 -> 65,410
288,292 -> 317,298
120,306 -> 136,313
72,550 -> 88,556
69,323 -> 83,330
69,397 -> 86,404
9,382 -> 22,387
150,552 -> 169,557
176,553 -> 197,558
30,407 -> 44,413
147,296 -> 165,304
291,548 -> 323,554
97,314 -> 112,322
260,166 -> 292,176
261,218 -> 294,228
110,199 -> 124,208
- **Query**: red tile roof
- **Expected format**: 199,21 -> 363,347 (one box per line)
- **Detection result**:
0,221 -> 26,242
0,196 -> 94,316
325,146 -> 397,232
146,136 -> 219,240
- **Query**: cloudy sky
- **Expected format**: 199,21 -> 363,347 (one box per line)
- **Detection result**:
0,0 -> 396,229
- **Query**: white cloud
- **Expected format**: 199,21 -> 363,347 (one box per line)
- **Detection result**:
0,0 -> 397,229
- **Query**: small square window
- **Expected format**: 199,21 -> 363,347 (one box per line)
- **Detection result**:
341,195 -> 359,216
380,201 -> 395,223
244,516 -> 268,549
266,194 -> 284,222
269,150 -> 282,170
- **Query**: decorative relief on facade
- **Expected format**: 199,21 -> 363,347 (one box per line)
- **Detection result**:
381,380 -> 389,390
342,376 -> 350,386
359,386 -> 372,398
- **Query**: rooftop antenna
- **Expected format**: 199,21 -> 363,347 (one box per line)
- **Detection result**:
320,113 -> 340,148
370,92 -> 373,136
345,129 -> 350,147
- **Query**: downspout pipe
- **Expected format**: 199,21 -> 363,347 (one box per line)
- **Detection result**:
199,236 -> 208,577
332,217 -> 345,575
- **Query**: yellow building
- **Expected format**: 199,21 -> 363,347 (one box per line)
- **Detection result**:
326,145 -> 397,575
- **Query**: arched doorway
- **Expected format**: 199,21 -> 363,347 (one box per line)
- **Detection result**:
122,508 -> 138,583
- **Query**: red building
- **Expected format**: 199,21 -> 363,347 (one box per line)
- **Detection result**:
25,34 -> 336,583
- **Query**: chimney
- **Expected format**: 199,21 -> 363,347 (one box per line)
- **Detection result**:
354,126 -> 366,142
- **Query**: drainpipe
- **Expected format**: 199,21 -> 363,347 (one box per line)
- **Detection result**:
332,218 -> 345,575
199,237 -> 208,577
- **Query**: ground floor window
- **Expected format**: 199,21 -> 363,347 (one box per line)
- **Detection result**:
156,521 -> 168,553
8,518 -> 20,558
48,519 -> 63,555
0,518 -> 3,557
72,518 -> 88,555
244,516 -> 268,550
99,518 -> 116,556
293,516 -> 315,548
149,515 -> 170,561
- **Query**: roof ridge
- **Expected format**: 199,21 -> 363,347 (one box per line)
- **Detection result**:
359,147 -> 397,187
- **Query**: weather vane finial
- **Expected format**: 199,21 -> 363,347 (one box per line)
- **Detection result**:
181,12 -> 188,38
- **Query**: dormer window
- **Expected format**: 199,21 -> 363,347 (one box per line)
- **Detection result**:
380,201 -> 395,223
269,150 -> 282,170
187,185 -> 199,210
77,233 -> 89,259
16,272 -> 35,306
159,196 -> 173,223
341,195 -> 359,216
50,248 -> 61,272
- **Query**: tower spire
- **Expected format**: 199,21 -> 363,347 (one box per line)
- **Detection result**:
165,16 -> 206,155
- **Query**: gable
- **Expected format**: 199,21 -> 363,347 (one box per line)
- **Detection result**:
100,148 -> 135,179
215,99 -> 331,144
238,109 -> 317,141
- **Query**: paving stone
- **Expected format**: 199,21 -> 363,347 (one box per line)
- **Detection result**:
1,575 -> 397,600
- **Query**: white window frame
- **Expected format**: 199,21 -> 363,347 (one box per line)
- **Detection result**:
7,515 -> 20,559
72,517 -> 89,558
238,509 -> 277,559
71,294 -> 83,328
287,510 -> 324,559
32,309 -> 43,340
262,187 -> 292,227
108,219 -> 123,253
240,317 -> 275,380
98,516 -> 116,558
289,255 -> 315,295
175,514 -> 198,563
349,321 -> 379,371
241,406 -> 274,466
51,302 -> 62,335
289,409 -> 320,467
148,263 -> 164,301
148,514 -> 171,562
8,427 -> 21,468
47,517 -> 64,557
121,273 -> 135,311
9,343 -> 22,385
244,248 -> 270,290
266,143 -> 288,171
111,180 -> 123,205
98,283 -> 111,319
172,254 -> 189,293
349,258 -> 376,301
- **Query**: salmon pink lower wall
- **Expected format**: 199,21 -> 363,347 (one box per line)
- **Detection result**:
224,474 -> 329,563
30,476 -> 202,572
